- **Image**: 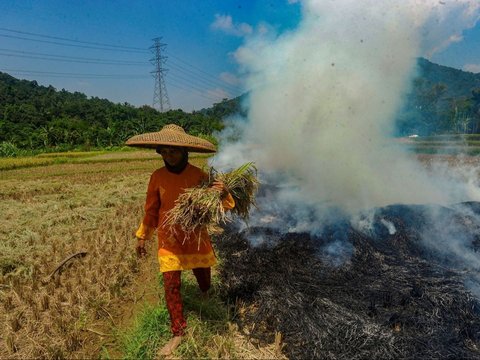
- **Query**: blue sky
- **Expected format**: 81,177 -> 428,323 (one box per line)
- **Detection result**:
0,0 -> 478,111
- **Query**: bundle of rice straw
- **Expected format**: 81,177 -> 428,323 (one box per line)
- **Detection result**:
163,162 -> 259,242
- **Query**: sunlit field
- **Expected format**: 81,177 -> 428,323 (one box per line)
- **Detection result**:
0,151 -> 160,358
0,151 -> 282,359
3,147 -> 476,359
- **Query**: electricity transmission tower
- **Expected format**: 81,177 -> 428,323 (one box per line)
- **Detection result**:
150,37 -> 170,112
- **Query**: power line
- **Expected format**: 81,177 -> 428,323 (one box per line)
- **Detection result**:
167,71 -> 233,98
0,27 -> 245,106
2,67 -> 230,102
0,48 -> 241,93
170,53 -> 227,83
0,33 -> 147,53
168,61 -> 242,94
1,60 -> 242,99
0,27 -> 239,89
3,69 -> 229,103
2,69 -> 150,79
0,26 -> 238,85
0,28 -> 240,91
0,27 -> 148,51
0,49 -> 149,65
4,69 -> 236,102
167,81 -> 226,103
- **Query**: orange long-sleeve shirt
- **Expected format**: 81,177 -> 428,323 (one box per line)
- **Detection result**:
136,163 -> 234,272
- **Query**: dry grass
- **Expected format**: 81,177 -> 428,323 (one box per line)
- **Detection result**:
214,162 -> 259,221
163,162 -> 259,241
0,151 -> 190,358
0,153 -> 156,358
0,151 -> 274,359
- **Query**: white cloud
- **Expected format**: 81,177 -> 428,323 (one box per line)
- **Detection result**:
427,34 -> 463,57
211,14 -> 253,37
419,0 -> 480,56
257,23 -> 270,36
239,23 -> 253,35
464,64 -> 480,73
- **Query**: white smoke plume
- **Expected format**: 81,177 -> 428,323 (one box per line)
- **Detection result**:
213,0 -> 480,216
211,0 -> 480,294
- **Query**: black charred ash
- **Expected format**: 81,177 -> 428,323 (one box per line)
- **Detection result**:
216,201 -> 480,360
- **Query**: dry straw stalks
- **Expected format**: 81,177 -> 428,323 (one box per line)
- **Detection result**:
163,162 -> 259,243
0,163 -> 150,359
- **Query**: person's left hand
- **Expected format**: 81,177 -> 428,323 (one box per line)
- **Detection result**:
211,180 -> 228,198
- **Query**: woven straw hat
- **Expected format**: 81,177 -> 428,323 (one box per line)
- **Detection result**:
125,124 -> 216,153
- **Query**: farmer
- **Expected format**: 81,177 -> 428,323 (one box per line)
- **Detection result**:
126,124 -> 235,356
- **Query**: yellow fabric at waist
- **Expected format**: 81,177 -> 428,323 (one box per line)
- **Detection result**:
158,252 -> 217,272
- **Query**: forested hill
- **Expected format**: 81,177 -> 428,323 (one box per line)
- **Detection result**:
397,58 -> 480,135
1,56 -> 480,153
0,71 -> 241,152
418,58 -> 480,98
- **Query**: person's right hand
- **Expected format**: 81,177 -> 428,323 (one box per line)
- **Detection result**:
136,238 -> 146,258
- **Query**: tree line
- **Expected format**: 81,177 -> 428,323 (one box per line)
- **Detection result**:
0,71 -> 241,156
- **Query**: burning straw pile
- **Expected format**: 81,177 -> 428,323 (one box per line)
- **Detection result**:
216,197 -> 480,359
163,162 -> 259,240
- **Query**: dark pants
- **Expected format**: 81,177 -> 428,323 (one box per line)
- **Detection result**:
162,267 -> 211,336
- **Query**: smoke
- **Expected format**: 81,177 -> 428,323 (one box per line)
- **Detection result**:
211,0 -> 480,283
213,0 -> 480,214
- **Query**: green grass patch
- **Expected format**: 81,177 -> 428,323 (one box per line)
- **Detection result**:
36,151 -> 107,158
0,150 -> 212,171
0,156 -> 56,170
120,305 -> 172,360
117,271 -> 236,360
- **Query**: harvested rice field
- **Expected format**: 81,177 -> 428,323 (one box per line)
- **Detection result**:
0,151 -> 282,359
2,151 -> 480,359
0,151 -> 159,358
